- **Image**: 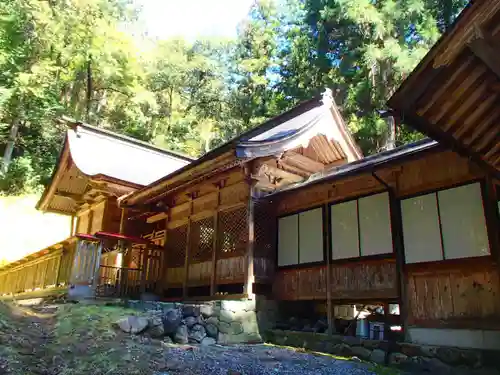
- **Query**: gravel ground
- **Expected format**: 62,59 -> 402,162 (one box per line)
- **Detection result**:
158,343 -> 378,375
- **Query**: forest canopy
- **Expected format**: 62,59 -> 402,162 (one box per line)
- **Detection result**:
0,0 -> 468,194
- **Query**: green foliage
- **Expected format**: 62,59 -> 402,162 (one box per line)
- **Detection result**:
0,156 -> 39,194
0,0 -> 468,192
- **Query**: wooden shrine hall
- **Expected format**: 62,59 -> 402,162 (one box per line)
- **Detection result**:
0,0 -> 499,352
0,121 -> 192,298
118,89 -> 362,299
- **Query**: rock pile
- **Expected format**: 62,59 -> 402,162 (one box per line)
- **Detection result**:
116,299 -> 278,346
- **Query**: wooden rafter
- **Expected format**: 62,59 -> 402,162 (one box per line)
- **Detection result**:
281,151 -> 325,174
468,36 -> 500,79
54,191 -> 82,201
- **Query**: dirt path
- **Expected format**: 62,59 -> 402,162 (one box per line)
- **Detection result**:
0,300 -> 60,374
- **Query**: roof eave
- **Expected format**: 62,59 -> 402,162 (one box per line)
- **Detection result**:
36,136 -> 71,213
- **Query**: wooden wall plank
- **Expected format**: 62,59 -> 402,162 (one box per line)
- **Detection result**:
274,260 -> 398,301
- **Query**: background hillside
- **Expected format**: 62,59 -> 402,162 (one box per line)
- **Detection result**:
0,195 -> 70,264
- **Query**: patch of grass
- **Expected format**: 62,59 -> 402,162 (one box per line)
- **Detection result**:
52,303 -> 166,375
54,304 -> 138,344
369,363 -> 403,375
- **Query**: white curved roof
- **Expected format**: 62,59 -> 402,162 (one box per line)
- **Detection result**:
68,124 -> 192,186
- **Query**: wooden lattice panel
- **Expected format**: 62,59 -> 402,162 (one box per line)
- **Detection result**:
190,217 -> 214,263
217,206 -> 248,259
254,199 -> 276,258
167,224 -> 187,268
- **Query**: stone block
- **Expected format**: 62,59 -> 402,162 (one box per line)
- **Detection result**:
219,310 -> 237,323
205,323 -> 218,338
217,332 -> 263,345
221,300 -> 244,312
199,303 -> 215,318
351,346 -> 372,360
420,345 -> 438,357
428,358 -> 452,374
205,316 -> 219,326
201,337 -> 216,346
334,343 -> 353,357
459,349 -> 482,368
342,336 -> 362,347
115,316 -> 149,334
184,316 -> 197,328
230,322 -> 244,335
361,339 -> 382,350
400,343 -> 423,357
389,352 -> 408,365
218,321 -> 232,334
163,308 -> 182,335
437,347 -> 461,365
188,324 -> 206,343
241,314 -> 259,334
182,304 -> 200,317
174,325 -> 188,344
369,349 -> 386,364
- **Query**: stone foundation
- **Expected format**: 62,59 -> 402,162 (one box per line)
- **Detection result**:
127,297 -> 277,345
267,330 -> 500,374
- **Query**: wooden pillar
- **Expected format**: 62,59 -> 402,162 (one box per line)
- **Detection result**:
87,208 -> 94,234
244,183 -> 256,299
70,215 -> 75,236
389,188 -> 409,341
118,208 -> 127,267
157,215 -> 169,295
183,197 -> 194,299
483,177 -> 500,264
210,184 -> 221,296
323,203 -> 333,335
139,245 -> 148,295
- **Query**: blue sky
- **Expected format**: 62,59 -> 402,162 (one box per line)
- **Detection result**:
134,0 -> 254,40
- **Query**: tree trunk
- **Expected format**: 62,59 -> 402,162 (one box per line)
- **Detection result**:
385,115 -> 396,151
1,118 -> 21,174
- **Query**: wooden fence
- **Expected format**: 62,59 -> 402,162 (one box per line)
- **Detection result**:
0,237 -> 77,296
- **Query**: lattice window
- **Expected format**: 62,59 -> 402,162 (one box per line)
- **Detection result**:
167,225 -> 187,267
254,199 -> 276,258
190,217 -> 214,263
217,206 -> 248,258
128,247 -> 142,269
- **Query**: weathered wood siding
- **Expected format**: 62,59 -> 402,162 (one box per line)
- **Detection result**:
75,197 -> 122,235
136,167 -> 254,295
274,259 -> 398,301
271,148 -> 498,332
407,259 -> 500,330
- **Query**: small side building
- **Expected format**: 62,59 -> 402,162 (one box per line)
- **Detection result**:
0,122 -> 192,298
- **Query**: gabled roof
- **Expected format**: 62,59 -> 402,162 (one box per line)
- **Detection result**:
37,122 -> 193,214
66,124 -> 192,186
120,89 -> 362,207
236,90 -> 361,161
268,138 -> 440,196
388,0 -> 500,178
